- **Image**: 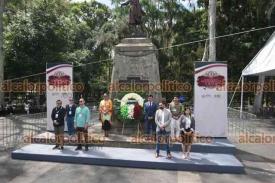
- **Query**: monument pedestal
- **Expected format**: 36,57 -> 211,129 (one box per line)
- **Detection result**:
110,38 -> 162,101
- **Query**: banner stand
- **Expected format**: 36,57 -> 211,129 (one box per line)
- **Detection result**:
194,62 -> 228,137
46,63 -> 73,131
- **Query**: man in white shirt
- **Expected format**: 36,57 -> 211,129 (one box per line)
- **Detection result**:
155,101 -> 172,159
169,96 -> 183,141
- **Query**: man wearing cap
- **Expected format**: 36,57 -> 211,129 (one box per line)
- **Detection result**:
51,100 -> 66,150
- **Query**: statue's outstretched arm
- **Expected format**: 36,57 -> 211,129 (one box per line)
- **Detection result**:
121,0 -> 131,7
141,8 -> 146,15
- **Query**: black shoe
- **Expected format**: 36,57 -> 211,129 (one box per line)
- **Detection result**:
155,153 -> 160,158
52,145 -> 59,150
60,146 -> 64,150
85,146 -> 89,151
75,146 -> 82,151
167,153 -> 172,159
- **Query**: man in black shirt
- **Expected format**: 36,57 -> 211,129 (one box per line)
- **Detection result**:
51,99 -> 66,150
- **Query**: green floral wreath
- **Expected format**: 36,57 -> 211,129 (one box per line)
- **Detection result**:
120,105 -> 129,120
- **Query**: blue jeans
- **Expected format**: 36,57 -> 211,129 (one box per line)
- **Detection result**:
66,116 -> 75,135
156,130 -> 170,154
145,117 -> 156,135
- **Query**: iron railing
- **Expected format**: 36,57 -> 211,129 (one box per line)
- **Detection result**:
228,107 -> 259,143
0,108 -> 269,150
0,112 -> 46,151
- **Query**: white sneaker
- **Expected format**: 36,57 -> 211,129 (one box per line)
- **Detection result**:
186,153 -> 191,160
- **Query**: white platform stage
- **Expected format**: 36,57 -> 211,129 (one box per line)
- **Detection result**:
12,144 -> 244,174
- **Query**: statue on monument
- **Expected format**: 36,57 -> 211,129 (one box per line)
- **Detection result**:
121,0 -> 146,37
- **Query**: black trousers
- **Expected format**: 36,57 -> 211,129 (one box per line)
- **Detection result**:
76,127 -> 88,147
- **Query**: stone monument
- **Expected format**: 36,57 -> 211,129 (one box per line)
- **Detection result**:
110,1 -> 161,101
110,38 -> 162,102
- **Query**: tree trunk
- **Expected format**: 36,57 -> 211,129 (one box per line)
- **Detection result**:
267,0 -> 275,23
0,0 -> 4,106
208,0 -> 216,62
202,40 -> 208,61
253,75 -> 265,114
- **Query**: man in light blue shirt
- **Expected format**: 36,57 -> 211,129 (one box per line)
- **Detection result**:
74,98 -> 90,151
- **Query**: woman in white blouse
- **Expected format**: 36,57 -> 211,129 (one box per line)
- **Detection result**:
180,107 -> 195,159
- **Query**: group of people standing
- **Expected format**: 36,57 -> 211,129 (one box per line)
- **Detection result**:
144,95 -> 195,159
51,94 -> 113,151
50,93 -> 194,160
51,97 -> 90,151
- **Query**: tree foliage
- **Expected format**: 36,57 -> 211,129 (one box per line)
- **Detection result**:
3,0 -> 275,102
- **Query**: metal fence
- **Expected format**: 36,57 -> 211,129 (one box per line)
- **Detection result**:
228,107 -> 259,143
0,108 -> 268,151
0,112 -> 46,151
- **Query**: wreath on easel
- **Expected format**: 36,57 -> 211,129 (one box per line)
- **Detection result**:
119,93 -> 144,120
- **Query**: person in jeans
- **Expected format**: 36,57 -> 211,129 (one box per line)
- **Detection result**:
65,97 -> 76,136
74,98 -> 90,151
51,100 -> 66,150
155,101 -> 172,159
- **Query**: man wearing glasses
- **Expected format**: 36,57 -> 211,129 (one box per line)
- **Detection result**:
51,100 -> 66,150
74,98 -> 90,151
